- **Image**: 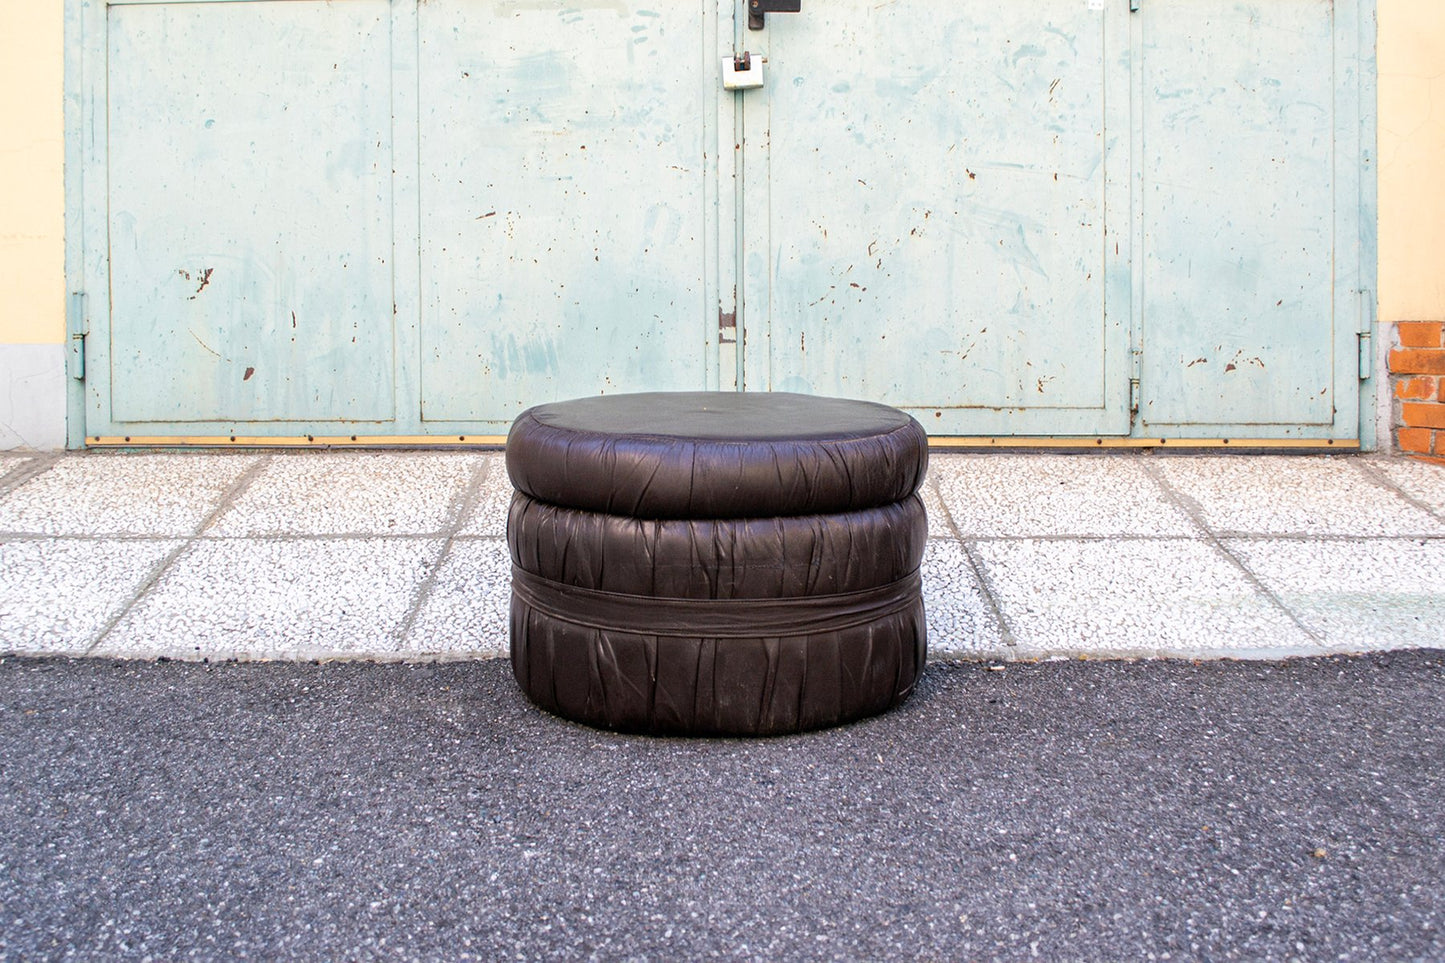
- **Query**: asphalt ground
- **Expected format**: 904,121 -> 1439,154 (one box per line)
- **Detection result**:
2,652 -> 1442,962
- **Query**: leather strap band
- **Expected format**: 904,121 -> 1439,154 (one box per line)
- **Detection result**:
511,567 -> 923,638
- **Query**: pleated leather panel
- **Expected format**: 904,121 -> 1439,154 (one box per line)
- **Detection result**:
510,594 -> 926,736
508,492 -> 927,600
506,391 -> 928,519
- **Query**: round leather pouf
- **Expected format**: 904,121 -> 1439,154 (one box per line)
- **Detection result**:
506,391 -> 928,519
504,391 -> 929,736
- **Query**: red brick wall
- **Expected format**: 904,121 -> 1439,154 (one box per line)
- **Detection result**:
1391,322 -> 1445,463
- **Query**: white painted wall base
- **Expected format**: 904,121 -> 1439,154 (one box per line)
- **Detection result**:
0,344 -> 67,450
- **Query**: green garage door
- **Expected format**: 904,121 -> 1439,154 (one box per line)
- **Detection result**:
70,0 -> 1374,445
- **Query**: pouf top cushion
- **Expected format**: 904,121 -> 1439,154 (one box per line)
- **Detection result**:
507,391 -> 928,518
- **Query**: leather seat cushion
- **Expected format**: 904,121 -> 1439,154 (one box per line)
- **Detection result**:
505,391 -> 928,519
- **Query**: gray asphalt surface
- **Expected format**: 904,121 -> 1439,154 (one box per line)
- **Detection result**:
2,652 -> 1442,962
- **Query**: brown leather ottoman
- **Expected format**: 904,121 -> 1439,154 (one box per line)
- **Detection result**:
505,391 -> 929,736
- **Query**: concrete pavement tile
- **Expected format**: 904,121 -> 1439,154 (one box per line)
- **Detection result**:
0,454 -> 257,536
455,454 -> 512,538
931,454 -> 1195,537
1363,456 -> 1445,518
922,539 -> 1003,658
209,452 -> 480,536
1226,538 -> 1445,651
401,538 -> 510,658
96,538 -> 444,661
973,539 -> 1314,657
0,539 -> 180,655
1152,455 -> 1445,536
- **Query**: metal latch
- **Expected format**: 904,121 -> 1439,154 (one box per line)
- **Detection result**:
748,0 -> 801,30
722,51 -> 765,90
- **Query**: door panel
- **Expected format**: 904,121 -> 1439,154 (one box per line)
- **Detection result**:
1138,0 -> 1358,435
417,2 -> 718,428
743,1 -> 1131,435
104,0 -> 396,426
77,0 -> 1371,443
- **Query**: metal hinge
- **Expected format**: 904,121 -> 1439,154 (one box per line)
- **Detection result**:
1358,289 -> 1375,380
66,291 -> 87,380
718,307 -> 737,345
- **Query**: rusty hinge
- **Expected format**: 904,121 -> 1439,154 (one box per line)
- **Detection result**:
66,291 -> 87,380
719,308 -> 737,345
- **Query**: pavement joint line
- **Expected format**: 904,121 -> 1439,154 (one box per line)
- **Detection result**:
1211,531 -> 1445,541
925,472 -> 1016,647
393,455 -> 492,650
5,529 -> 1439,543
0,455 -> 36,488
0,530 -> 458,542
1351,456 -> 1445,526
7,529 -> 1441,545
1138,458 -> 1325,645
82,454 -> 273,657
953,532 -> 1445,543
0,452 -> 63,499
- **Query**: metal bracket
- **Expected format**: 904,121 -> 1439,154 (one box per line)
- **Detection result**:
748,0 -> 801,31
1130,0 -> 1140,11
1358,288 -> 1375,380
66,291 -> 87,380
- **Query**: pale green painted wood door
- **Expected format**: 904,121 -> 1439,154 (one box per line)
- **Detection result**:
1136,0 -> 1369,440
99,0 -> 399,430
737,0 -> 1371,440
73,0 -> 1373,442
738,1 -> 1133,436
414,1 -> 723,429
81,0 -> 725,440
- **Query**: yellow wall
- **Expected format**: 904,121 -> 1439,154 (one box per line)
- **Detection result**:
0,0 -> 64,345
1379,0 -> 1445,323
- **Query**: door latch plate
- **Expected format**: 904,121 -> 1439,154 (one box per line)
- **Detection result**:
749,0 -> 801,30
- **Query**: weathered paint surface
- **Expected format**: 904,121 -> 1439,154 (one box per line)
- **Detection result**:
1138,0 -> 1365,435
74,0 -> 1374,441
743,1 -> 1130,436
416,1 -> 718,425
105,1 -> 397,424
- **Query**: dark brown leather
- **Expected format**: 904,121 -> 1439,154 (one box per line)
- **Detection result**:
506,391 -> 929,519
508,492 -> 927,599
510,595 -> 926,736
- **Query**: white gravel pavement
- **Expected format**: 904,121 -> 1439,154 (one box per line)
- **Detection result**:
1,449 -> 1442,662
